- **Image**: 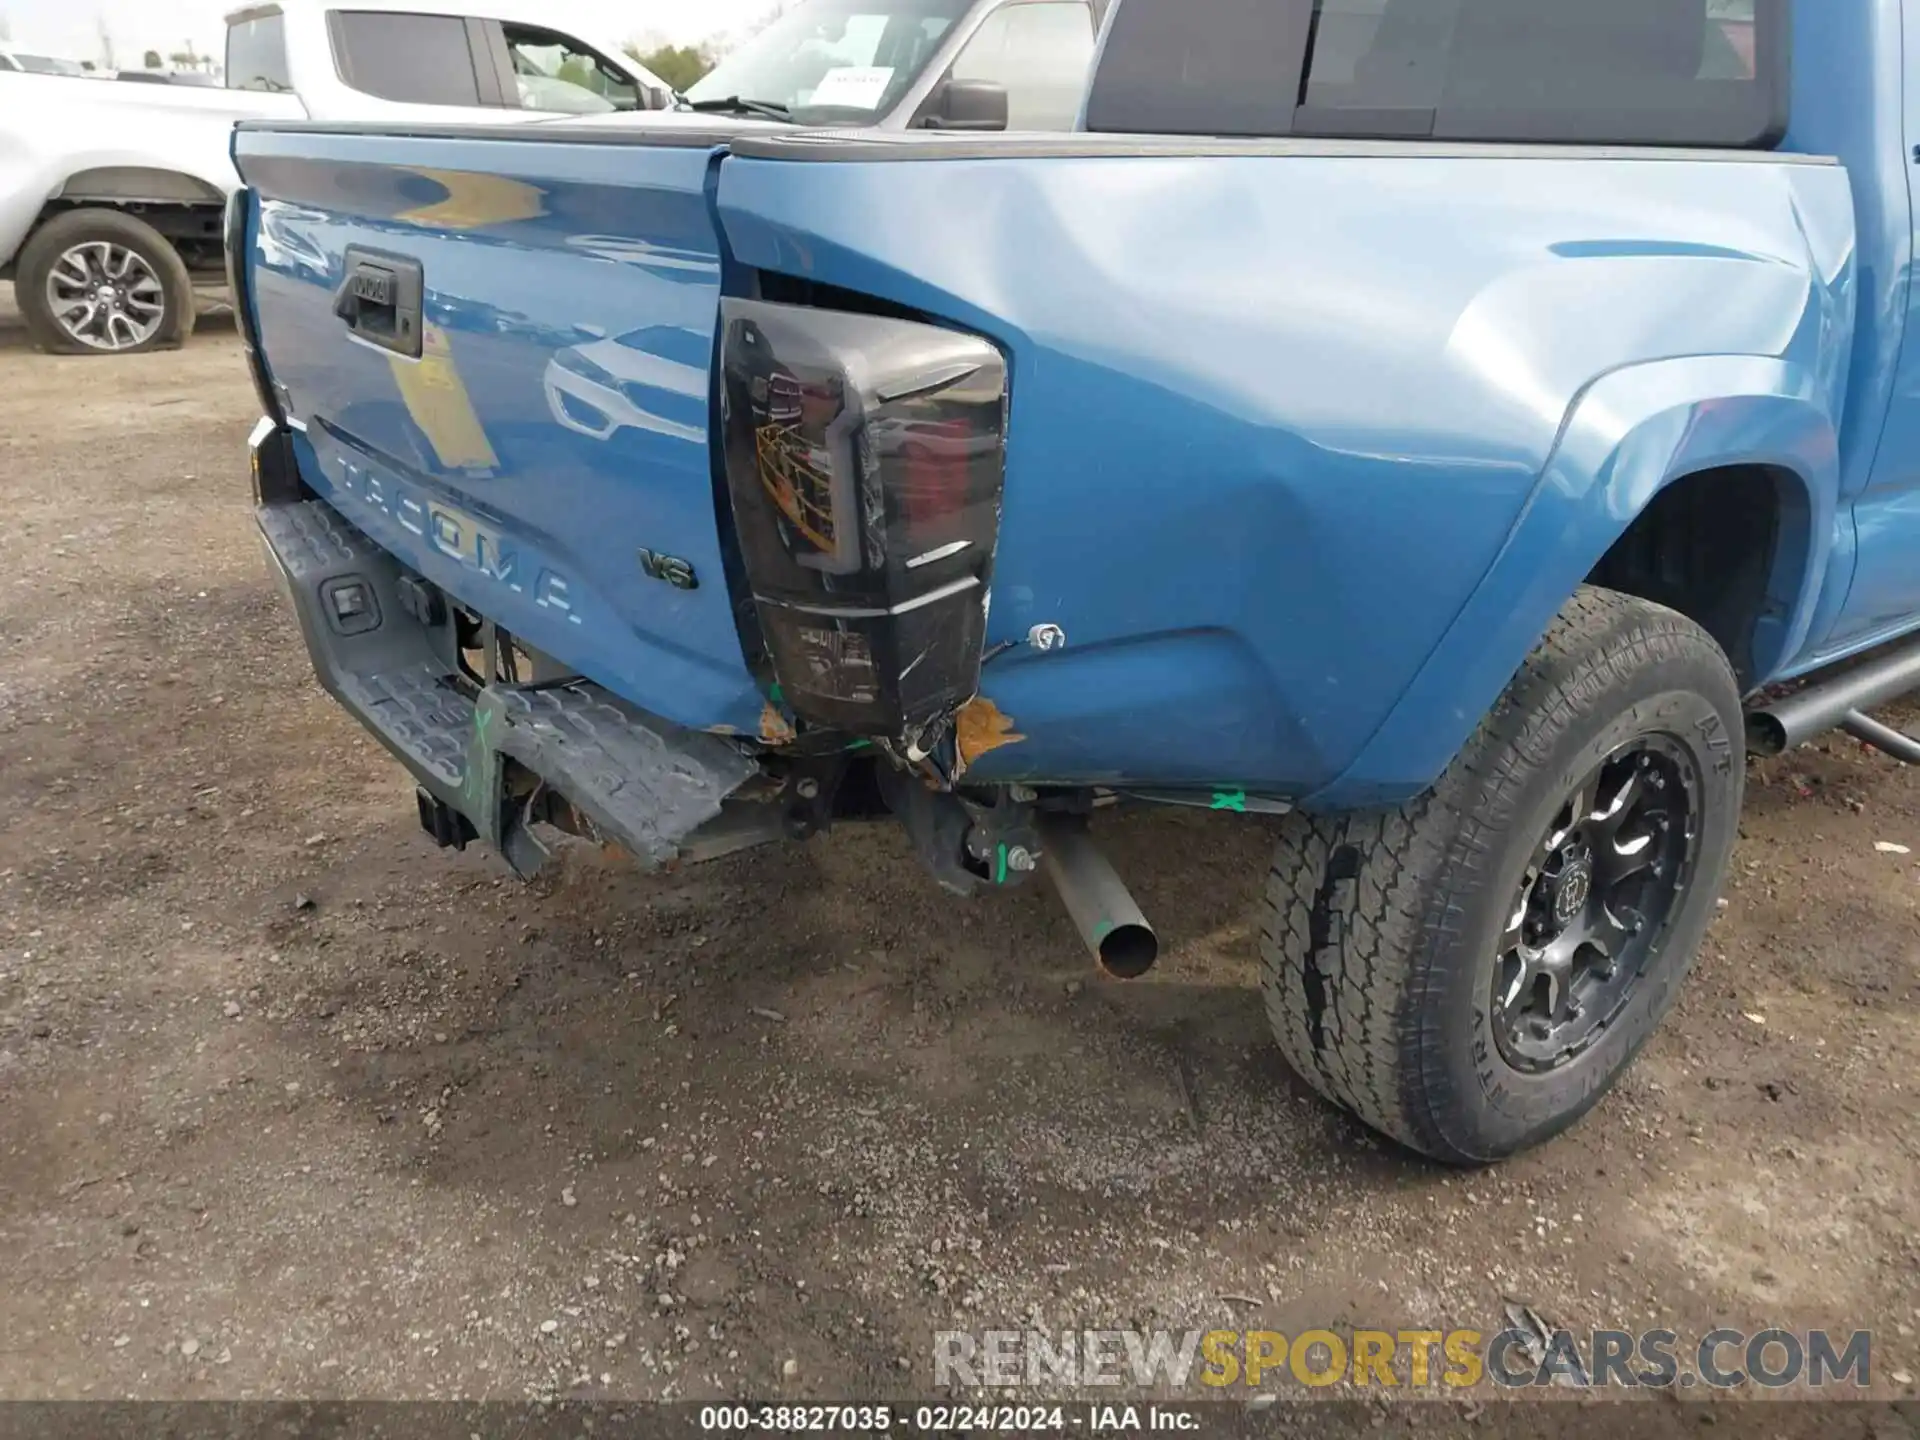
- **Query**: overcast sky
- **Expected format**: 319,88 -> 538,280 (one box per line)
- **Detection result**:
0,0 -> 771,65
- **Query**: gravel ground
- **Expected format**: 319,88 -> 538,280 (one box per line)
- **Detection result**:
0,296 -> 1917,1426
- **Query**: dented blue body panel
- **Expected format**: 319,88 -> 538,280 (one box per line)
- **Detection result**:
232,0 -> 1920,807
712,146 -> 1856,803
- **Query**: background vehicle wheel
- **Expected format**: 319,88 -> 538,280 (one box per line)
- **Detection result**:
1259,587 -> 1744,1164
16,209 -> 196,355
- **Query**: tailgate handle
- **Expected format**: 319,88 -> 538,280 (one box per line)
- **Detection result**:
334,248 -> 423,359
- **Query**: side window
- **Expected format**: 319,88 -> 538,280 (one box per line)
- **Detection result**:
1298,0 -> 1778,143
331,11 -> 485,107
226,10 -> 292,92
1087,0 -> 1784,148
501,24 -> 639,113
1301,0 -> 1758,109
947,2 -> 1096,130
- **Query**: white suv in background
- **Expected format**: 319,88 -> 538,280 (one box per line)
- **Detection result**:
225,0 -> 674,119
1,2 -> 672,355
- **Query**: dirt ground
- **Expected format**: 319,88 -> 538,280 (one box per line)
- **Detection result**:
0,293 -> 1917,1424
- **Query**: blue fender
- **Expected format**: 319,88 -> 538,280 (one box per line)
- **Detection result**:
1313,356 -> 1842,809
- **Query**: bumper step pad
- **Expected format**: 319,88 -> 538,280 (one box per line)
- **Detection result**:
344,662 -> 472,790
480,682 -> 759,869
258,497 -> 761,876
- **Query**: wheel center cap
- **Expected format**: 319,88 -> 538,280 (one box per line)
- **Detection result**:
1552,857 -> 1593,925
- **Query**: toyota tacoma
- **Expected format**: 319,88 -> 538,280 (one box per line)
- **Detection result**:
226,0 -> 1920,1163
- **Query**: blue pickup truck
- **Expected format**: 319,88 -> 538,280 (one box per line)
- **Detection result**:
225,0 -> 1920,1164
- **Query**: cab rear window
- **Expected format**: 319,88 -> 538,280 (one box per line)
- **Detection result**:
1086,0 -> 1786,149
331,11 -> 486,107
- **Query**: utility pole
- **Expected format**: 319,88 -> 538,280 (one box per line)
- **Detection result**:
96,14 -> 117,70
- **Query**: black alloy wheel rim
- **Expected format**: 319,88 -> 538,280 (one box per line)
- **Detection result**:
1493,735 -> 1701,1073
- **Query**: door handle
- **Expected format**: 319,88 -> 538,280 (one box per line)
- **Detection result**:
335,247 -> 424,359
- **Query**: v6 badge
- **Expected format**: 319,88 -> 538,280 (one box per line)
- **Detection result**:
638,548 -> 698,590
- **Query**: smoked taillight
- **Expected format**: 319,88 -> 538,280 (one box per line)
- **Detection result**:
718,299 -> 1008,740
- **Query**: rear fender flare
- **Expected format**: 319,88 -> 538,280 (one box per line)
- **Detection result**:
1309,354 -> 1839,810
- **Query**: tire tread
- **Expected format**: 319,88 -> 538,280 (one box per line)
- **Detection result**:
1259,587 -> 1741,1162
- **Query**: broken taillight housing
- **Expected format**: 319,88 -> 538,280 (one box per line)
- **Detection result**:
719,299 -> 1008,738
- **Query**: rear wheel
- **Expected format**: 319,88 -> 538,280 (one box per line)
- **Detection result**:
1259,587 -> 1744,1164
16,209 -> 196,355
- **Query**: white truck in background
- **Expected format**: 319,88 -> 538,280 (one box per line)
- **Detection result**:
0,51 -> 92,75
0,0 -> 671,354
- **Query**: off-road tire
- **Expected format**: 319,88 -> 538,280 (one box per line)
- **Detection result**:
16,209 -> 196,355
1259,587 -> 1744,1164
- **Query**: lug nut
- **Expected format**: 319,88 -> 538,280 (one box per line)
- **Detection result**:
795,778 -> 820,800
1006,847 -> 1037,874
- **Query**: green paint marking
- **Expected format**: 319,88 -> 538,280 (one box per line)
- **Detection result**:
1211,790 -> 1248,812
465,707 -> 496,805
767,683 -> 785,704
845,739 -> 874,752
1093,921 -> 1114,941
995,844 -> 1008,886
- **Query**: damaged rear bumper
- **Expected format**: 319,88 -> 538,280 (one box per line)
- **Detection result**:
251,421 -> 774,877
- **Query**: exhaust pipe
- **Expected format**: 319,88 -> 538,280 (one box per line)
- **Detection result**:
1842,711 -> 1920,765
1039,817 -> 1158,979
1747,633 -> 1920,756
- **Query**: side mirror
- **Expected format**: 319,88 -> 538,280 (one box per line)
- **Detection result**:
921,78 -> 1009,131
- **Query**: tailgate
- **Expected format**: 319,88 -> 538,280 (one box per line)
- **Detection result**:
231,125 -> 764,736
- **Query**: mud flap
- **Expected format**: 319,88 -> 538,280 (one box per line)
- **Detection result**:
256,491 -> 765,877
